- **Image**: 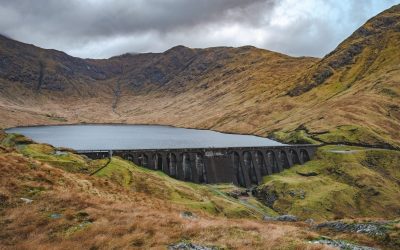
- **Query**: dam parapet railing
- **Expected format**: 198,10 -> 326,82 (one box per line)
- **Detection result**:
77,145 -> 319,188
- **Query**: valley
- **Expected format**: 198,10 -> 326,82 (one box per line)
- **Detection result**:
0,3 -> 399,250
0,4 -> 399,149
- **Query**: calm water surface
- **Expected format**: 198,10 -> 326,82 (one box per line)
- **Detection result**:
6,124 -> 283,150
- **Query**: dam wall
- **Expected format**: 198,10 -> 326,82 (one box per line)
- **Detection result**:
78,145 -> 318,187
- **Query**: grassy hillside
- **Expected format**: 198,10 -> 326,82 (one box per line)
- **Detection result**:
94,157 -> 278,218
4,134 -> 399,248
1,133 -> 400,249
256,146 -> 400,221
278,4 -> 400,149
4,136 -> 272,219
0,133 -> 329,250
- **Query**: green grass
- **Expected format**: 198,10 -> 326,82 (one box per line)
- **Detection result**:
5,131 -> 399,222
94,157 -> 274,218
2,132 -> 275,219
19,143 -> 100,174
2,133 -> 99,174
315,125 -> 396,148
258,146 -> 400,220
1,133 -> 33,147
271,126 -> 398,149
94,157 -> 133,187
270,130 -> 320,145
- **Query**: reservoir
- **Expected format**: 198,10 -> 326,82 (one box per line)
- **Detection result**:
6,124 -> 284,150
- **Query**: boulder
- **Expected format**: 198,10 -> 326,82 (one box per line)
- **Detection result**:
180,211 -> 197,220
312,237 -> 378,250
263,214 -> 298,222
168,242 -> 218,250
316,221 -> 387,236
20,197 -> 33,204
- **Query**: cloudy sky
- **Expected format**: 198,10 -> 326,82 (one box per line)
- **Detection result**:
0,0 -> 399,58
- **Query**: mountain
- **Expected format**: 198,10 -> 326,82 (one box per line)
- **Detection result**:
0,36 -> 317,132
0,4 -> 399,149
283,4 -> 400,148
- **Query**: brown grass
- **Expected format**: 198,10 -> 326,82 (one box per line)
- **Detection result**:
0,152 -> 335,249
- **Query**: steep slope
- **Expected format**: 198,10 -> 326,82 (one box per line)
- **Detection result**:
279,4 -> 400,148
256,145 -> 400,221
0,4 -> 399,149
289,4 -> 400,96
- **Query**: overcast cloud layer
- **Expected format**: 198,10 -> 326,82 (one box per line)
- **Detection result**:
0,0 -> 399,58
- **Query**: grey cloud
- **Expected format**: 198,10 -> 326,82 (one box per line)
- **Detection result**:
0,0 -> 398,58
0,0 -> 272,38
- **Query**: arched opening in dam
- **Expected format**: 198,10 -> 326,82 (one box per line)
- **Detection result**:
125,154 -> 134,162
266,151 -> 279,173
244,151 -> 259,185
254,151 -> 269,176
289,149 -> 300,165
300,149 -> 311,163
231,151 -> 246,187
182,153 -> 192,181
153,153 -> 163,170
167,153 -> 177,177
195,153 -> 207,183
279,150 -> 290,169
138,153 -> 149,168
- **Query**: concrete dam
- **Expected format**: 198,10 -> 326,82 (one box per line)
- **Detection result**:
78,145 -> 317,188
